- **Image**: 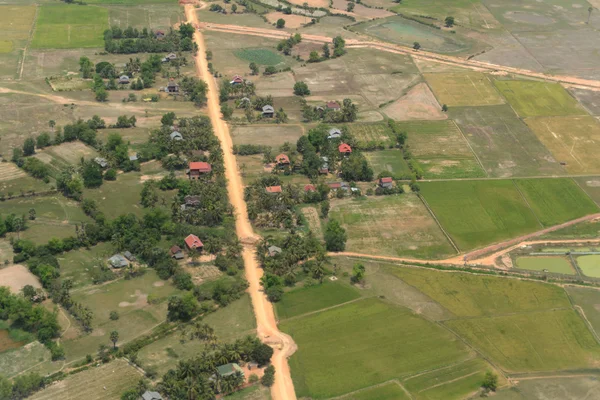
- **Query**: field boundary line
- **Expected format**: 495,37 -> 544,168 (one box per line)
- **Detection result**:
18,4 -> 38,80
417,370 -> 480,393
416,193 -> 460,254
511,179 -> 544,229
278,296 -> 375,322
451,119 -> 488,177
573,177 -> 600,208
565,288 -> 600,344
328,379 -> 414,400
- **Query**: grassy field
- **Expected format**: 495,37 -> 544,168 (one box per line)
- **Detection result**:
364,150 -> 411,178
392,267 -> 570,317
450,105 -> 564,177
525,116 -> 600,174
29,359 -> 141,400
419,180 -> 540,250
0,195 -> 89,222
108,4 -> 182,30
514,178 -> 598,226
445,309 -> 600,372
494,376 -> 600,400
276,282 -> 360,320
400,120 -> 485,178
494,80 -> 585,117
281,297 -> 472,399
576,255 -> 600,278
340,383 -> 410,400
515,256 -> 575,275
32,5 -> 109,49
35,142 -> 99,171
565,286 -> 600,337
0,341 -> 50,379
0,5 -> 36,78
329,195 -> 456,259
57,242 -> 115,288
424,73 -> 504,106
347,123 -> 394,147
231,125 -> 304,147
234,48 -> 284,66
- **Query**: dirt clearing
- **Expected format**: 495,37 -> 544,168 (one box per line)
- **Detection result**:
384,83 -> 446,120
265,12 -> 307,28
0,264 -> 41,293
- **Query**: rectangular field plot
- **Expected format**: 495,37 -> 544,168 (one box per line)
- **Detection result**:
35,142 -> 99,170
276,282 -> 360,320
330,195 -> 456,259
392,267 -> 570,317
451,105 -> 563,177
58,242 -> 115,289
0,195 -> 89,222
340,382 -> 410,400
514,178 -> 598,226
445,309 -> 600,372
526,116 -> 600,174
108,4 -> 182,30
29,359 -> 141,400
494,376 -> 600,400
419,180 -> 541,250
364,150 -> 411,178
31,5 -> 109,49
348,123 -> 394,147
494,80 -> 585,117
576,255 -> 600,278
424,72 -> 504,107
231,124 -> 304,147
515,256 -> 575,275
566,286 -> 600,337
281,298 -> 472,399
401,120 -> 485,178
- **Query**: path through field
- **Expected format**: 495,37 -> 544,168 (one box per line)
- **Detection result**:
184,6 -> 298,400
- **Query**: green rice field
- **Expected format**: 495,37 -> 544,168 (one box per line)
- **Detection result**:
276,282 -> 360,320
514,256 -> 575,275
234,48 -> 284,65
340,383 -> 410,400
576,255 -> 600,278
364,150 -> 411,178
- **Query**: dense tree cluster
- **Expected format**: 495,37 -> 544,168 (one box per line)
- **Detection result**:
302,98 -> 358,123
0,373 -> 46,400
103,25 -> 196,54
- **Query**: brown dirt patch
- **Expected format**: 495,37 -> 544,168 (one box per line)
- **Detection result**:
383,83 -> 447,121
265,12 -> 307,28
183,264 -> 222,284
0,264 -> 41,293
152,281 -> 165,287
118,290 -> 148,308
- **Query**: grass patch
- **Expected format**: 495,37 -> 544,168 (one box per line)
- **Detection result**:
0,41 -> 13,54
424,73 -> 504,107
340,382 -> 410,400
281,297 -> 471,399
58,242 -> 115,288
514,178 -> 598,226
392,267 -> 570,317
347,123 -> 394,147
234,48 -> 285,66
445,309 -> 600,372
32,5 -> 109,49
231,125 -> 304,147
364,150 -> 411,178
565,286 -> 600,338
515,256 -> 575,275
494,80 -> 585,117
0,195 -> 88,222
276,282 -> 360,320
419,180 -> 540,250
0,341 -> 51,379
330,195 -> 456,259
576,255 -> 600,278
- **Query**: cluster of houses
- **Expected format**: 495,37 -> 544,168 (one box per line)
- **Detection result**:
169,234 -> 204,260
117,53 -> 178,87
108,251 -> 136,269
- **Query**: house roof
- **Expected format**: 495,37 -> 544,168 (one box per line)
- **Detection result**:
266,185 -> 282,193
268,245 -> 282,254
380,177 -> 393,183
184,234 -> 203,249
328,128 -> 341,135
170,131 -> 183,140
216,363 -> 243,377
129,155 -> 138,161
119,75 -> 129,81
170,245 -> 182,255
262,105 -> 274,113
109,254 -> 128,268
327,182 -> 341,189
142,391 -> 164,400
123,251 -> 135,261
304,184 -> 316,192
167,52 -> 176,58
231,75 -> 243,83
276,154 -> 290,164
155,30 -> 165,35
184,195 -> 201,206
189,161 -> 212,172
338,143 -> 352,153
167,80 -> 179,87
326,101 -> 340,109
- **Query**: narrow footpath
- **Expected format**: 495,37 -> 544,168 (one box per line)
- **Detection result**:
184,5 -> 298,400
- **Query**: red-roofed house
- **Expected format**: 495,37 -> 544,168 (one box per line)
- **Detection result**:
275,154 -> 290,166
155,30 -> 165,39
379,177 -> 393,189
304,184 -> 316,192
338,143 -> 352,155
266,186 -> 282,194
230,75 -> 243,85
184,234 -> 203,250
326,101 -> 341,110
188,162 -> 212,180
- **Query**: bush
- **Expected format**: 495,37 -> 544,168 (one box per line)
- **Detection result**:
104,168 -> 117,181
110,311 -> 119,320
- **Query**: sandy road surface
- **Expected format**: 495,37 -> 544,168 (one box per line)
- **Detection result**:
184,6 -> 298,400
200,22 -> 600,91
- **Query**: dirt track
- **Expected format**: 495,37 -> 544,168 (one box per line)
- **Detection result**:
184,6 -> 298,400
200,22 -> 600,91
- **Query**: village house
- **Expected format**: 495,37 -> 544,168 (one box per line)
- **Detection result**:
327,128 -> 342,139
265,185 -> 282,194
166,80 -> 179,93
379,177 -> 393,189
170,245 -> 185,260
320,156 -> 329,175
118,75 -> 130,84
268,245 -> 282,257
184,195 -> 201,207
170,131 -> 183,141
94,157 -> 108,168
327,182 -> 350,191
108,254 -> 128,269
123,251 -> 136,262
188,161 -> 212,179
129,154 -> 138,162
338,143 -> 352,155
304,184 -> 316,193
230,75 -> 244,85
142,391 -> 164,400
262,105 -> 275,118
216,363 -> 244,378
184,234 -> 203,250
162,53 -> 177,63
154,30 -> 165,39
326,101 -> 341,111
275,153 -> 290,167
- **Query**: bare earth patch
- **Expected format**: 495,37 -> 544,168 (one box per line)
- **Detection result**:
118,290 -> 148,308
153,281 -> 165,287
265,12 -> 307,28
383,83 -> 446,121
0,265 -> 41,293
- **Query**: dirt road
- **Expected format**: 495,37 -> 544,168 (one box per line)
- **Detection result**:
184,6 -> 298,400
200,22 -> 600,90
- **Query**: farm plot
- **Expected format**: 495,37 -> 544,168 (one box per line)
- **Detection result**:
514,256 -> 575,275
0,195 -> 88,222
525,116 -> 600,174
57,242 -> 115,289
348,123 -> 394,147
565,286 -> 600,337
419,180 -> 541,250
29,359 -> 142,400
234,48 -> 285,66
494,80 -> 585,117
35,142 -> 99,170
231,124 -> 304,147
392,267 -> 570,318
281,297 -> 472,399
574,177 -> 600,206
383,82 -> 446,121
254,71 -> 296,97
364,150 -> 411,178
514,178 -> 598,226
494,376 -> 600,400
108,4 -> 182,29
450,105 -> 563,177
0,341 -> 51,379
276,282 -> 360,320
339,383 -> 410,400
0,264 -> 40,294
424,72 -> 504,107
569,88 -> 600,116
31,5 -> 109,49
299,205 -> 322,238
0,5 -> 36,77
330,195 -> 456,259
400,120 -> 485,179
445,309 -> 600,372
576,255 -> 600,278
